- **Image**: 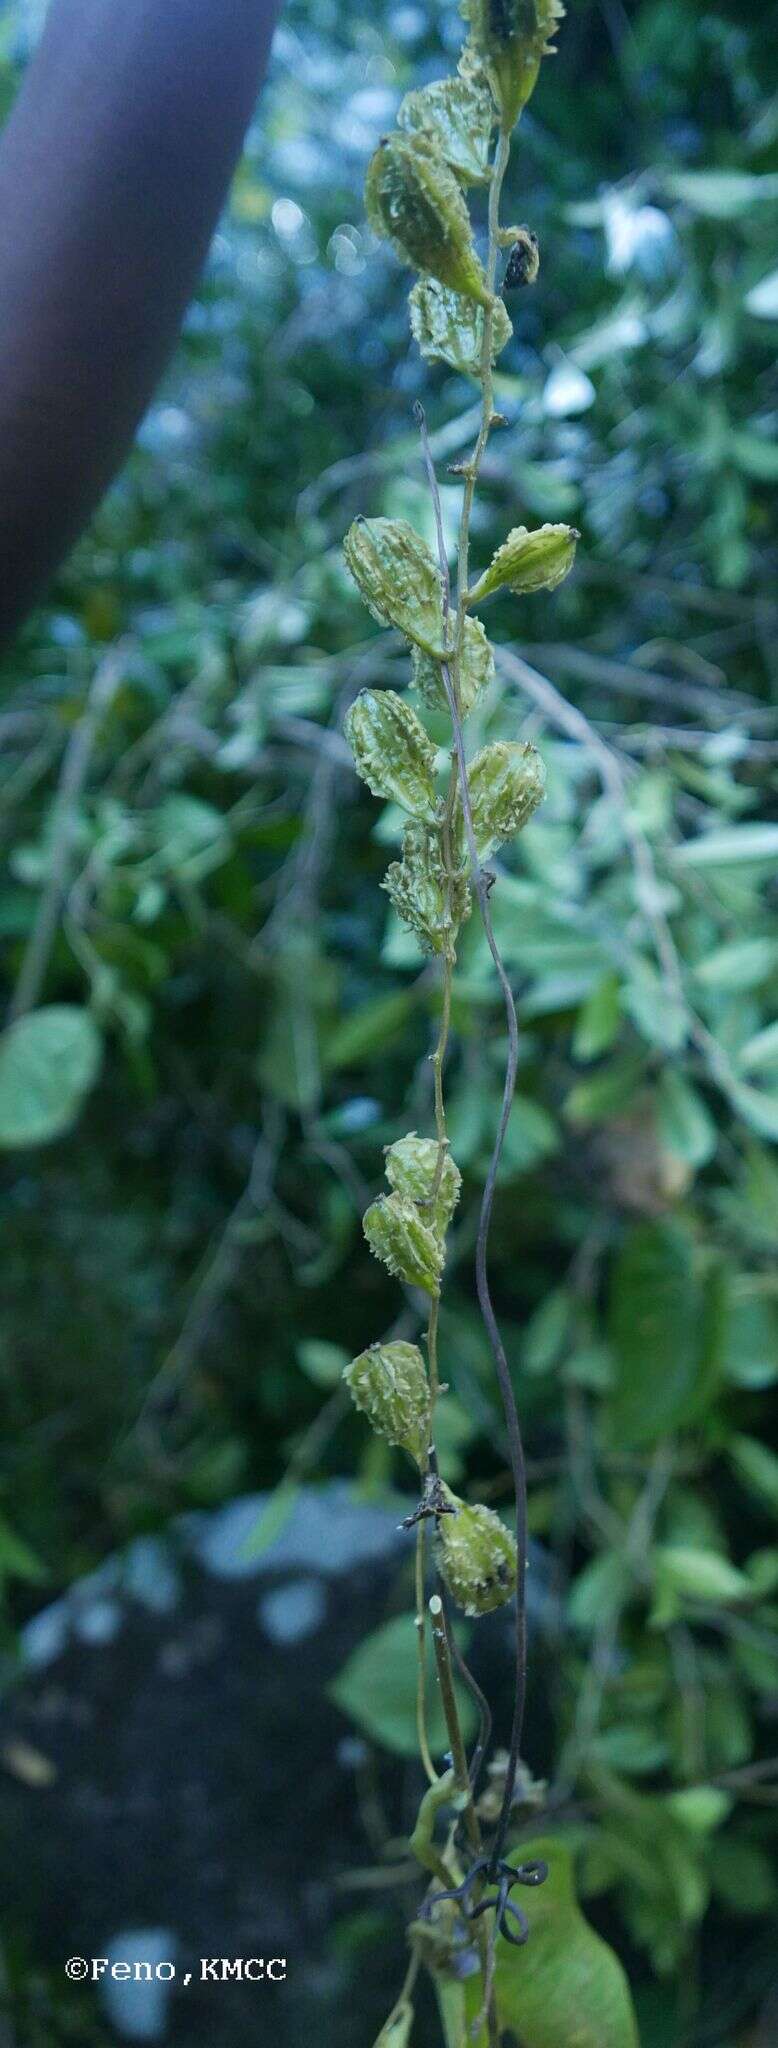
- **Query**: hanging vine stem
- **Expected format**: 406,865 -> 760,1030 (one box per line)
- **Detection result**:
415,258 -> 531,1867
338,10 -> 576,2036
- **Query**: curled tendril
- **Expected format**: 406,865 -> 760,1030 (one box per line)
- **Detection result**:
422,1853 -> 548,1949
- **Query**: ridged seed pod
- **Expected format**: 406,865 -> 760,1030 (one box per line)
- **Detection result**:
434,1482 -> 518,1615
457,740 -> 545,856
383,820 -> 470,956
363,1191 -> 445,1295
409,277 -> 512,379
397,76 -> 494,185
344,516 -> 446,657
372,2005 -> 413,2048
461,1 -> 566,128
385,1132 -> 462,1239
411,615 -> 495,718
344,689 -> 438,819
365,133 -> 491,307
343,1340 -> 430,1466
467,521 -> 579,604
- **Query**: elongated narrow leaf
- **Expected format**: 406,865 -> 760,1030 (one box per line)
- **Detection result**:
607,1221 -> 725,1446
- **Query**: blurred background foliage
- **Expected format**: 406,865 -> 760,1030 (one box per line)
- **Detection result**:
0,0 -> 777,2041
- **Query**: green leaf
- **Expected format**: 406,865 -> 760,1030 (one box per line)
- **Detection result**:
738,1020 -> 778,1075
722,1281 -> 778,1389
654,1544 -> 751,1611
462,1837 -> 640,2048
296,1339 -> 349,1388
592,1725 -> 668,1776
711,1838 -> 778,1914
656,1070 -> 716,1167
329,1612 -> 475,1758
694,938 -> 778,991
666,169 -> 778,217
607,1222 -> 724,1447
0,1513 -> 46,1584
674,823 -> 778,868
724,1077 -> 778,1143
745,267 -> 778,318
565,1053 -> 646,1127
573,973 -> 622,1062
500,1094 -> 559,1175
729,429 -> 778,481
523,1287 -> 571,1376
324,988 -> 416,1070
568,1552 -> 631,1636
0,1006 -> 102,1150
729,1434 -> 778,1514
622,961 -> 687,1053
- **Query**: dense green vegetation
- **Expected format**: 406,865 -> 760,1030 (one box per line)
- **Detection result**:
0,1 -> 776,2041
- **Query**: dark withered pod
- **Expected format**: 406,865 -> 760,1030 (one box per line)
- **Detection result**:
504,226 -> 540,289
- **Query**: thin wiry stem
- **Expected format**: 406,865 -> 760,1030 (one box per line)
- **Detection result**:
415,117 -> 533,1878
415,1521 -> 439,1788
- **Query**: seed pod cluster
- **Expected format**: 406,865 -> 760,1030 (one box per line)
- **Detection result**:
365,133 -> 491,307
372,2004 -> 414,2048
364,1190 -> 445,1295
345,689 -> 438,819
461,0 -> 566,128
383,819 -> 471,957
410,615 -> 495,718
344,1340 -> 430,1467
456,739 -> 546,856
385,1131 -> 462,1238
467,520 -> 579,603
398,75 -> 495,185
344,516 -> 447,655
409,276 -> 512,379
434,1481 -> 518,1614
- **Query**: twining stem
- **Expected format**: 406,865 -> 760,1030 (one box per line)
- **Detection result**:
416,1522 -> 439,1787
429,1594 -> 481,1856
429,1596 -> 500,2048
417,118 -> 533,1878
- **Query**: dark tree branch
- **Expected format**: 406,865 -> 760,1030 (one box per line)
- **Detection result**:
0,0 -> 280,640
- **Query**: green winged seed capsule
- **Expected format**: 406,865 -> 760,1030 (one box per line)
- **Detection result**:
467,522 -> 579,604
364,133 -> 491,307
397,76 -> 495,186
385,1132 -> 462,1239
411,614 -> 495,719
383,820 -> 470,956
363,1192 -> 445,1296
461,1 -> 566,127
409,277 -> 512,379
344,516 -> 447,656
372,2006 -> 413,2048
457,740 -> 545,856
344,690 -> 438,819
344,1341 -> 430,1466
435,1483 -> 517,1615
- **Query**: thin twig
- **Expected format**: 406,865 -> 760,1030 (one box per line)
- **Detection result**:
8,650 -> 123,1022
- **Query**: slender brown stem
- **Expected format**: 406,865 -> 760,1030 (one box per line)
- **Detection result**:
415,1522 -> 438,1788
